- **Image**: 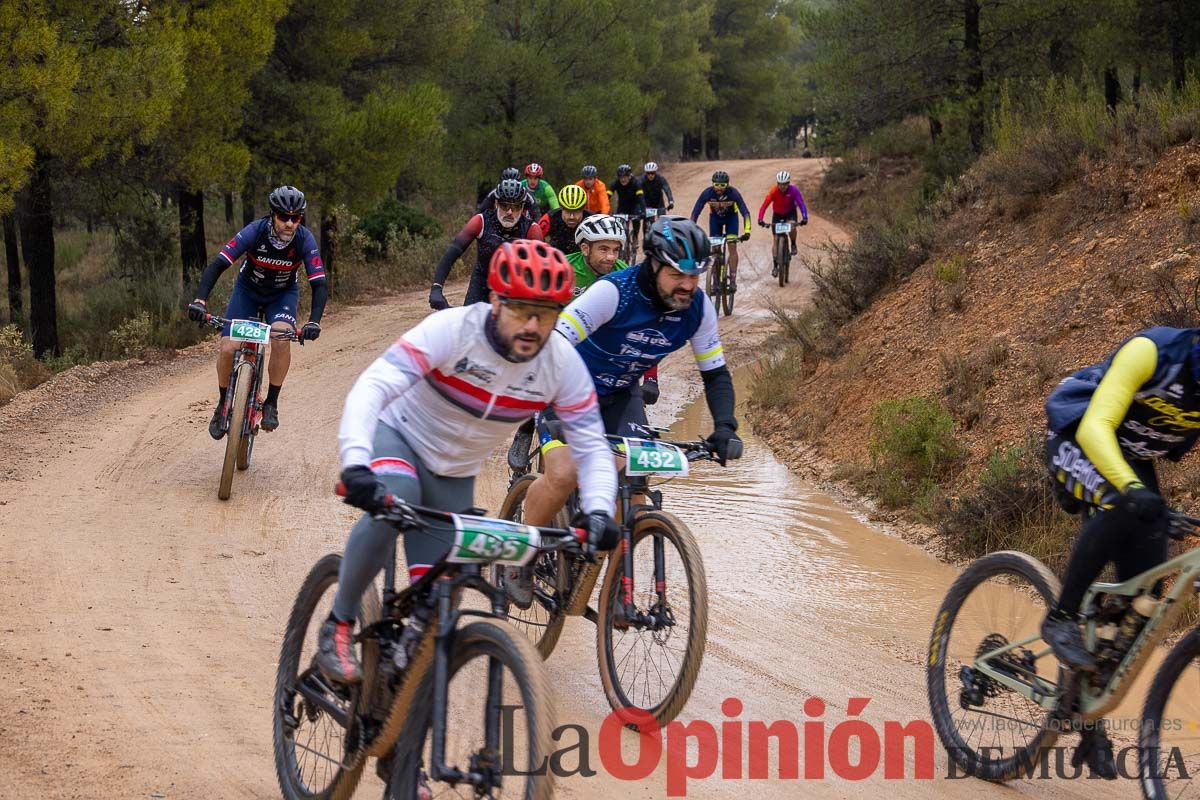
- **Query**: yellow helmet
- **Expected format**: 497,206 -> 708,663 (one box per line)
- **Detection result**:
558,183 -> 587,211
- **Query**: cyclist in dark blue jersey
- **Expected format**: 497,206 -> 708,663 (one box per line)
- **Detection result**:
188,186 -> 326,438
519,215 -> 743,529
689,170 -> 751,291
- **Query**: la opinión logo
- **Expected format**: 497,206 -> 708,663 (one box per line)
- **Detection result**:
499,696 -> 936,796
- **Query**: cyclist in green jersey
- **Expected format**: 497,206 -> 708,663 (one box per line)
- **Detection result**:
521,163 -> 558,217
567,214 -> 629,295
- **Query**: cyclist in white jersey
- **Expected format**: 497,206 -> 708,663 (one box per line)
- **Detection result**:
317,240 -> 619,685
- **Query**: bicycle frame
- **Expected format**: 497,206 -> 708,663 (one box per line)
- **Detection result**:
973,543 -> 1200,718
223,340 -> 267,435
336,506 -> 581,787
528,432 -> 706,630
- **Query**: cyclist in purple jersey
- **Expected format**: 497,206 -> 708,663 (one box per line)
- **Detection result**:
188,185 -> 326,438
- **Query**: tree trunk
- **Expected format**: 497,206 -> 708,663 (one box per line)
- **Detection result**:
1103,67 -> 1122,113
224,192 -> 234,225
963,0 -> 984,154
1170,29 -> 1185,91
1132,63 -> 1142,104
241,175 -> 256,226
703,107 -> 720,160
3,213 -> 21,325
19,152 -> 58,357
320,211 -> 337,294
178,188 -> 207,290
928,115 -> 944,143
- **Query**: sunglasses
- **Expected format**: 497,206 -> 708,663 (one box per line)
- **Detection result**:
497,202 -> 524,214
501,298 -> 561,324
275,212 -> 303,223
712,183 -> 728,189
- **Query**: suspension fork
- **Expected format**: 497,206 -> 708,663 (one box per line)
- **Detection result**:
429,577 -> 457,782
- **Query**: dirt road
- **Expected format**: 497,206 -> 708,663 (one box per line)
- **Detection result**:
0,159 -> 1138,798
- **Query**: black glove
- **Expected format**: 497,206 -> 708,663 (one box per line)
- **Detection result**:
757,220 -> 768,228
641,378 -> 660,406
667,202 -> 674,211
429,285 -> 449,311
738,232 -> 751,242
800,218 -> 809,226
187,299 -> 208,323
706,426 -> 743,466
1117,484 -> 1168,522
340,465 -> 387,512
572,511 -> 620,562
300,322 -> 321,341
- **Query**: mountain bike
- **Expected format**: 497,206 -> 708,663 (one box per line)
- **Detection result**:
770,221 -> 793,286
273,487 -> 588,800
926,511 -> 1200,798
704,234 -> 741,317
200,314 -> 303,500
613,211 -> 647,264
497,423 -> 712,729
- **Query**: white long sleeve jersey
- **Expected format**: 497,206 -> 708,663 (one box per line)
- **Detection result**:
339,303 -> 616,515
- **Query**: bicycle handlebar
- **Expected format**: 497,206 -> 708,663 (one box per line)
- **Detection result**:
334,481 -> 587,550
201,314 -> 305,344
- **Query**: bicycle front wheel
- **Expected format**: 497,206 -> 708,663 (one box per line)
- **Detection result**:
1140,627 -> 1200,799
273,553 -> 382,800
775,236 -> 787,287
219,361 -> 252,500
389,619 -> 555,800
596,510 -> 708,728
926,550 -> 1062,781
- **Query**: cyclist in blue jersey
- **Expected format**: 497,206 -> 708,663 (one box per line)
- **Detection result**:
519,215 -> 744,530
188,186 -> 326,438
689,170 -> 751,291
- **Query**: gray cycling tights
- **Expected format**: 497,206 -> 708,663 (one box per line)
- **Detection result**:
332,423 -> 475,622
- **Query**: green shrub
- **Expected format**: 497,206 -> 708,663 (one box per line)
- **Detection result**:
356,199 -> 440,258
750,347 -> 806,411
868,395 -> 962,482
110,311 -> 154,358
804,216 -> 933,326
938,437 -> 1075,568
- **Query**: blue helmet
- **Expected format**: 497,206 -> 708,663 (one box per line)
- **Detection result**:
644,216 -> 709,274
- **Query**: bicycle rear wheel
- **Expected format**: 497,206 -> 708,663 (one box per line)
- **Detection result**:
596,511 -> 708,729
493,473 -> 570,659
388,619 -> 555,800
1140,627 -> 1200,799
219,362 -> 252,500
273,553 -> 382,800
926,550 -> 1062,781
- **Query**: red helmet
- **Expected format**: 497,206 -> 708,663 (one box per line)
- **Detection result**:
524,162 -> 543,178
488,240 -> 574,305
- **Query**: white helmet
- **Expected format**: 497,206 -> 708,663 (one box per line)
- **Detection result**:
643,161 -> 659,173
776,170 -> 791,183
575,214 -> 627,245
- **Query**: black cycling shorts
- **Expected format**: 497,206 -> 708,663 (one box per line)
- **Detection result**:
537,385 -> 647,453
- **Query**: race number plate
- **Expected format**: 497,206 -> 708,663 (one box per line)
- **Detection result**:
644,208 -> 658,220
447,515 -> 541,566
614,213 -> 630,221
709,236 -> 726,249
229,319 -> 270,344
623,438 -> 689,477
774,222 -> 792,234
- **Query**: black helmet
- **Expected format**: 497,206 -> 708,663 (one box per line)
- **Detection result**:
501,167 -> 520,181
495,178 -> 525,204
616,164 -> 632,177
268,185 -> 306,215
643,216 -> 709,274
711,170 -> 729,184
581,165 -> 598,178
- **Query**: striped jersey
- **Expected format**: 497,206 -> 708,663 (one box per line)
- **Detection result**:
338,303 -> 616,513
